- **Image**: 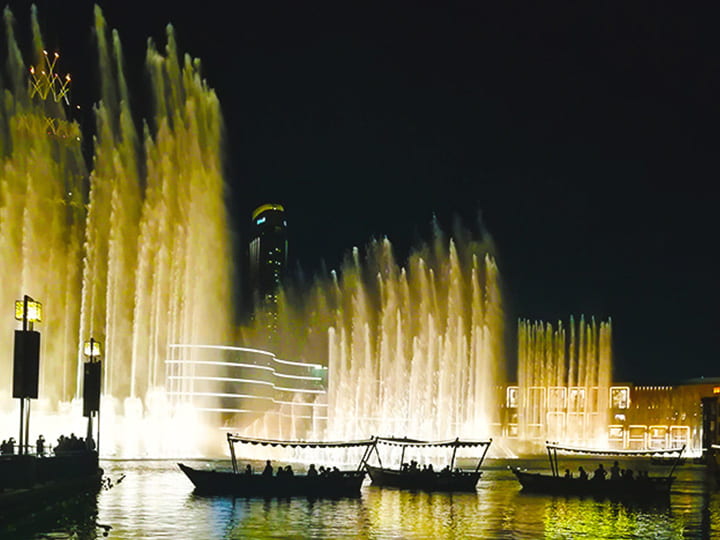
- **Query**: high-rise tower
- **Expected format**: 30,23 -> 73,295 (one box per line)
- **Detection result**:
248,204 -> 288,341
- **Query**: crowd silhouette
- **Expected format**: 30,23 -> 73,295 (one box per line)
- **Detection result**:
564,460 -> 650,481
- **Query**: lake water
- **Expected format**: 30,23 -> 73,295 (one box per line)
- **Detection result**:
3,458 -> 719,539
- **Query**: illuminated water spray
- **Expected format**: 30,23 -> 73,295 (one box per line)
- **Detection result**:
256,226 -> 506,443
517,317 -> 612,449
0,6 -> 231,456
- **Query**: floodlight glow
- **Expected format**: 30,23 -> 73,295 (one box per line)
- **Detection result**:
15,299 -> 42,322
83,340 -> 102,357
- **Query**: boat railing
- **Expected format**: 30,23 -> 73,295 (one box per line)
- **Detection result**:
363,436 -> 492,473
545,441 -> 686,480
225,434 -> 376,474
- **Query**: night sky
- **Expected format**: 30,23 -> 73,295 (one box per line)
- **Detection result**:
5,1 -> 719,383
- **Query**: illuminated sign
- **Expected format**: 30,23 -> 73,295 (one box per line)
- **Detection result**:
713,386 -> 720,395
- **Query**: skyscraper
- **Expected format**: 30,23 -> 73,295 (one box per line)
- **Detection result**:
248,204 -> 288,341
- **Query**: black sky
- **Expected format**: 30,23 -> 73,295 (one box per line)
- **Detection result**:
5,1 -> 719,383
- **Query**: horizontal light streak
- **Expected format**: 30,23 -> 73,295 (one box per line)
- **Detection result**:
169,374 -> 325,394
274,400 -> 327,407
169,343 -> 275,357
217,415 -> 330,426
273,372 -> 322,381
196,407 -> 259,414
166,359 -> 274,372
168,375 -> 274,387
167,391 -> 274,401
197,408 -> 328,420
274,386 -> 325,394
274,357 -> 324,370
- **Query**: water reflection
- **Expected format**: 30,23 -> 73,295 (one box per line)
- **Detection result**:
5,460 -> 718,538
0,489 -> 100,539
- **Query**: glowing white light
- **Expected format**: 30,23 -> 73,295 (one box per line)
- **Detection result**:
274,357 -> 324,369
274,400 -> 327,407
275,386 -> 326,394
273,372 -> 322,381
169,343 -> 276,357
168,375 -> 274,387
165,359 -> 274,372
167,391 -> 274,401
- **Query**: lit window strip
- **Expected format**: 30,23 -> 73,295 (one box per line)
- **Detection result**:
168,374 -> 325,394
196,407 -> 260,414
169,343 -> 276,357
167,391 -> 275,401
274,357 -> 324,369
168,390 -> 327,407
166,359 -> 274,372
274,386 -> 326,394
273,372 -> 322,381
196,408 -> 327,418
272,400 -> 327,407
168,375 -> 274,387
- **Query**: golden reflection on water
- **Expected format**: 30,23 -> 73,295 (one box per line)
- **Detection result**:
88,461 -> 720,539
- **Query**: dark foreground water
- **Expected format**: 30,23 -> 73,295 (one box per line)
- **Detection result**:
3,458 -> 720,539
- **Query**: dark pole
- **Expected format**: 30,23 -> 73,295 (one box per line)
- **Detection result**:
18,296 -> 29,455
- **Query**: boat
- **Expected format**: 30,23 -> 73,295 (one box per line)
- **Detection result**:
709,444 -> 720,488
362,436 -> 492,492
511,441 -> 685,499
178,434 -> 374,497
651,456 -> 686,466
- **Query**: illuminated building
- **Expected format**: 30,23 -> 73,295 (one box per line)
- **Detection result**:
166,344 -> 328,436
502,378 -> 720,454
248,203 -> 288,344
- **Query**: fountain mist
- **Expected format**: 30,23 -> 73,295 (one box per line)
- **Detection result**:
254,224 -> 506,443
0,6 -> 231,456
517,317 -> 612,449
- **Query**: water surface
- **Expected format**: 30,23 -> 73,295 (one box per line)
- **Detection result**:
4,459 -> 719,539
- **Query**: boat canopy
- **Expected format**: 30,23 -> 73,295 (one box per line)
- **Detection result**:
363,437 -> 493,472
375,437 -> 492,449
546,442 -> 685,457
226,434 -> 376,474
544,441 -> 685,479
226,433 -> 375,449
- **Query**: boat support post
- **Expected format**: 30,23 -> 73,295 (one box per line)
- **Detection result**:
474,439 -> 492,473
358,437 -> 375,472
667,444 -> 686,480
450,438 -> 460,470
228,433 -> 239,474
547,442 -> 559,477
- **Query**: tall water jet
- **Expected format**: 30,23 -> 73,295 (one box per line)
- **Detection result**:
244,222 -> 506,442
325,233 -> 504,441
516,317 -> 612,449
0,6 -> 232,456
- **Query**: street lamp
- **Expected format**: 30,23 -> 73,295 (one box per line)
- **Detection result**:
83,338 -> 102,453
13,295 -> 42,455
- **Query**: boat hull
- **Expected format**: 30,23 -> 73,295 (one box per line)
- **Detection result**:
365,465 -> 481,492
511,467 -> 673,498
178,464 -> 366,497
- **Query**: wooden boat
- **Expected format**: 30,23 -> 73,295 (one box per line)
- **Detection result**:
178,434 -> 374,497
651,456 -> 686,466
362,436 -> 492,492
511,441 -> 685,499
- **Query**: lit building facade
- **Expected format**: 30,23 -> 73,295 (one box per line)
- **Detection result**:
166,344 -> 327,438
501,378 -> 720,454
248,203 -> 288,344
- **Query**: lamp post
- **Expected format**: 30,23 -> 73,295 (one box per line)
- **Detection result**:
13,295 -> 42,455
83,338 -> 102,454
